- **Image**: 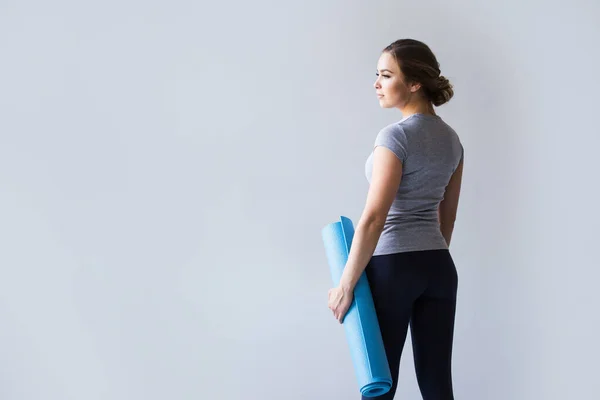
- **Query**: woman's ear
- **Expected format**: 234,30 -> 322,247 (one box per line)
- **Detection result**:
409,81 -> 422,93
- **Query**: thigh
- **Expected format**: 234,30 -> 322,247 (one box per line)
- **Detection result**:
410,295 -> 456,400
409,250 -> 458,399
362,253 -> 427,399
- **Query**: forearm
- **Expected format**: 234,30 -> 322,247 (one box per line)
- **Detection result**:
439,221 -> 454,247
339,217 -> 385,292
438,205 -> 456,247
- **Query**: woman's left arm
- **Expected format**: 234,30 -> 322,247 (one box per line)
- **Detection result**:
328,145 -> 403,323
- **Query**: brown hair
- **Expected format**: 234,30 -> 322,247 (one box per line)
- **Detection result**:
383,39 -> 454,107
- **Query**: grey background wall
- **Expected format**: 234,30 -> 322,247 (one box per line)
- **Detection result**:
1,1 -> 598,399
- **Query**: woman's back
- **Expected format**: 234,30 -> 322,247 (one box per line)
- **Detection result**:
365,113 -> 463,255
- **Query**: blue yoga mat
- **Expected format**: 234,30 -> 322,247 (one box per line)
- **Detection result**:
322,216 -> 392,397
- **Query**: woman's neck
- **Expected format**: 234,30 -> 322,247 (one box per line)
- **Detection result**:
400,101 -> 436,117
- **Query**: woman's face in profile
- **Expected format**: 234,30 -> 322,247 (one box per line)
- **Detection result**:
374,52 -> 414,109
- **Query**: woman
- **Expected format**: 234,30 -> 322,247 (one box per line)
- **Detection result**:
328,39 -> 464,400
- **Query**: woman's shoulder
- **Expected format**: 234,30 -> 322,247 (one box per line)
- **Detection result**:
378,119 -> 408,135
375,121 -> 408,144
400,114 -> 460,139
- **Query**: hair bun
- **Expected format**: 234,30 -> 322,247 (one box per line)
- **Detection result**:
432,75 -> 454,106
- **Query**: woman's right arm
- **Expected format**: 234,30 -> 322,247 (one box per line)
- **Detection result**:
438,158 -> 463,247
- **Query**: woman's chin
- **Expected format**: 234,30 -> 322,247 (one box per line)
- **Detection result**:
378,99 -> 392,108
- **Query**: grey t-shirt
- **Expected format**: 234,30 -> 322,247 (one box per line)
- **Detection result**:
365,113 -> 463,255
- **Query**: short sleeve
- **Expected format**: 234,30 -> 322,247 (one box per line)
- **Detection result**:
373,124 -> 408,163
452,142 -> 464,173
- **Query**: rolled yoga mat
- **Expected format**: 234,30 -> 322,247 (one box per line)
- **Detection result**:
322,216 -> 392,397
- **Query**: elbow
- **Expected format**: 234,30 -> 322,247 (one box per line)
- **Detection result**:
438,205 -> 458,226
360,213 -> 386,232
439,215 -> 456,228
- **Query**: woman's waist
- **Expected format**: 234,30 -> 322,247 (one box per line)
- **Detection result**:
384,209 -> 439,223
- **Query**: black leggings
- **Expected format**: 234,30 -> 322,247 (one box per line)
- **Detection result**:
362,249 -> 458,400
